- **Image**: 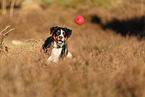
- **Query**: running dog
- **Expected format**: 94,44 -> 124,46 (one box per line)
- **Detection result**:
42,26 -> 72,63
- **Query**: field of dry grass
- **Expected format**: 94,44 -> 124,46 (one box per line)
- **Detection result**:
0,0 -> 145,97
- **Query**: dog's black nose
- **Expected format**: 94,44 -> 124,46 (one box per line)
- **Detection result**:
59,36 -> 63,39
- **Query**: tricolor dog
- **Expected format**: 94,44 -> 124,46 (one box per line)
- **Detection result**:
42,26 -> 72,63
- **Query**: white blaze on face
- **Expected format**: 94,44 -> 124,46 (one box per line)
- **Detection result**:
59,29 -> 64,41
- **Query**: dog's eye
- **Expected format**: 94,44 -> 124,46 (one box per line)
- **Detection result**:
56,32 -> 60,35
63,32 -> 66,36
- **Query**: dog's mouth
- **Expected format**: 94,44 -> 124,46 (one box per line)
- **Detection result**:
57,40 -> 64,44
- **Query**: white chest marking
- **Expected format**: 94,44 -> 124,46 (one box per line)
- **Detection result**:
47,48 -> 62,63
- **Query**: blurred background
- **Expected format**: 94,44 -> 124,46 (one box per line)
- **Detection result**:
0,0 -> 145,40
0,1 -> 145,97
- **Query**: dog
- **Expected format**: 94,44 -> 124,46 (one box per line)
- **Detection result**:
42,26 -> 72,63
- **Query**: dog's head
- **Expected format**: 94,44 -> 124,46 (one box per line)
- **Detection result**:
50,26 -> 72,45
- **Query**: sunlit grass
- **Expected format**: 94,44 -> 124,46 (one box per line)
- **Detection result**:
0,0 -> 145,97
41,0 -> 121,9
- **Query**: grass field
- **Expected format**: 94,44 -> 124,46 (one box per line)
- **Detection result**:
0,0 -> 145,97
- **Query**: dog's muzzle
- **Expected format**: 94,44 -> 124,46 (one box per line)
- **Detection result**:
57,36 -> 65,44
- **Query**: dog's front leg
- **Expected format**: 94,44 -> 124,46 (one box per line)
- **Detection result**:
47,56 -> 59,63
47,56 -> 53,63
47,48 -> 62,63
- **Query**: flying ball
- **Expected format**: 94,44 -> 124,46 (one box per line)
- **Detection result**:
75,16 -> 84,25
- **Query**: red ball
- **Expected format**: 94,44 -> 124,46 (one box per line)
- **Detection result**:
75,16 -> 84,25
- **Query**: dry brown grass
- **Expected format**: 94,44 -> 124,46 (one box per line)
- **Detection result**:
0,28 -> 145,97
0,0 -> 145,97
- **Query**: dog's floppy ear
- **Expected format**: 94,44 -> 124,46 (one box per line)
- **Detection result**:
50,26 -> 58,34
64,28 -> 72,38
